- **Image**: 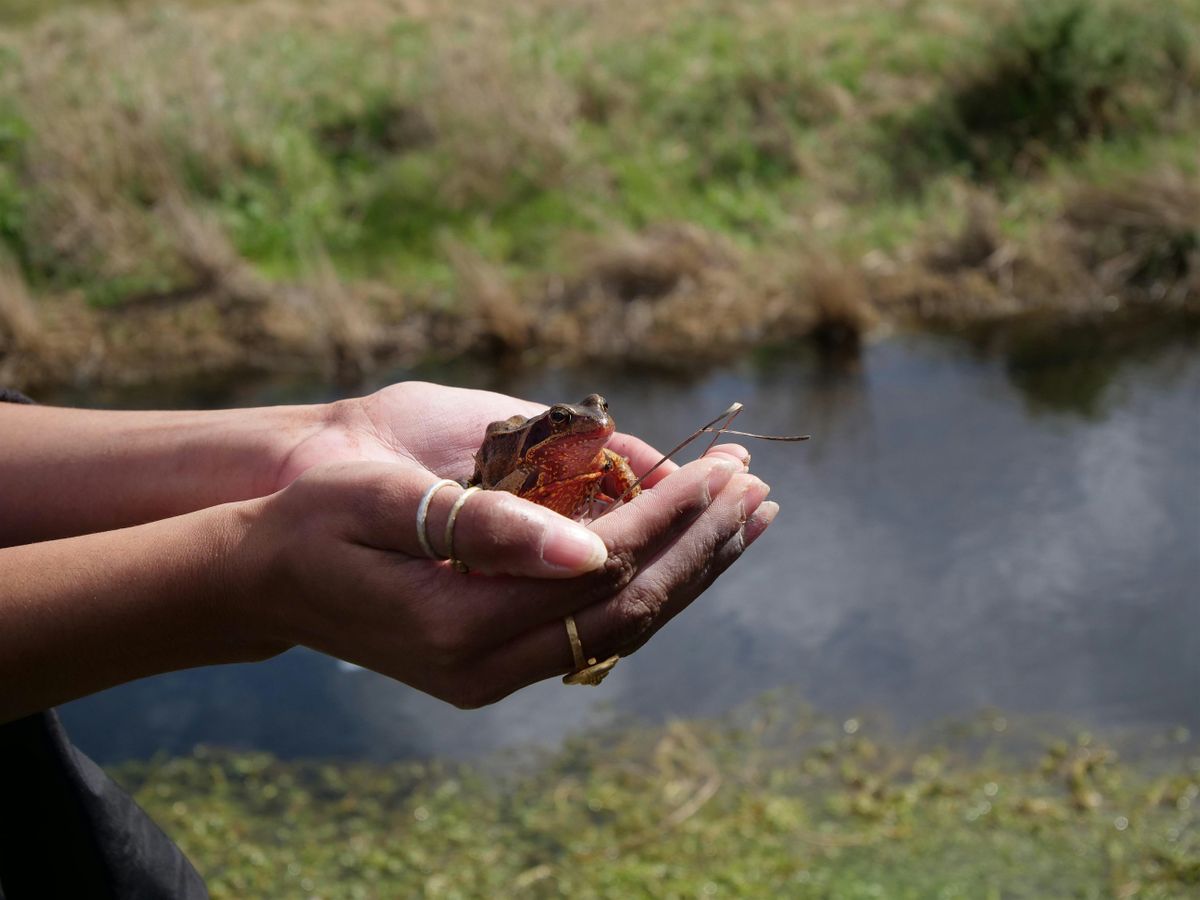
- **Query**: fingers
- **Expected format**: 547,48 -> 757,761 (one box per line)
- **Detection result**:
703,442 -> 752,470
317,454 -> 744,703
607,435 -> 752,489
309,462 -> 607,578
441,455 -> 743,641
445,490 -> 609,577
606,433 -> 678,486
300,447 -> 748,586
449,470 -> 775,705
279,456 -> 776,710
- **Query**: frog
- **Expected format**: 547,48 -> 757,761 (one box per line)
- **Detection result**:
467,393 -> 640,519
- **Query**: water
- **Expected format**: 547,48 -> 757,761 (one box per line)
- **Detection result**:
57,329 -> 1200,763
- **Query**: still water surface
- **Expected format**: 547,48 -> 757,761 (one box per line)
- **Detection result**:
59,333 -> 1200,763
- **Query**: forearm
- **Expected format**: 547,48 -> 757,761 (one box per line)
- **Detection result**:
0,503 -> 280,723
0,402 -> 327,545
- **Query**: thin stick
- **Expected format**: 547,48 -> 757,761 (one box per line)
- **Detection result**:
700,402 -> 744,458
701,429 -> 811,442
608,402 -> 810,510
611,403 -> 742,506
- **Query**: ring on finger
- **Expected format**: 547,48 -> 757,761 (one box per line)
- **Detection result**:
444,485 -> 482,573
416,478 -> 460,559
562,614 -> 620,686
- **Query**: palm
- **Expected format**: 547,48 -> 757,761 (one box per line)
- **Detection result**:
277,381 -> 684,493
362,382 -> 544,477
276,382 -> 545,488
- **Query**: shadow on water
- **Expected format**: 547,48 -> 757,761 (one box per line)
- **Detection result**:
963,309 -> 1200,419
56,319 -> 1200,764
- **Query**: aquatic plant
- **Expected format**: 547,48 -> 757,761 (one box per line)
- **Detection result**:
111,701 -> 1200,898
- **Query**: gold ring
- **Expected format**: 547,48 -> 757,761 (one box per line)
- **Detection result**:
416,479 -> 459,559
444,485 -> 482,573
564,615 -> 587,670
562,615 -> 620,686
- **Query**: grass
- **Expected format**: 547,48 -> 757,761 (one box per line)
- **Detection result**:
0,0 -> 1197,386
110,700 -> 1200,898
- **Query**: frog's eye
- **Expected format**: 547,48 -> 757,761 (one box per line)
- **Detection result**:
549,407 -> 571,424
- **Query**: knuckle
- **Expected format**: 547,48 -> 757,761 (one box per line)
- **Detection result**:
568,548 -> 638,607
421,618 -> 475,668
610,583 -> 661,646
591,547 -> 637,595
445,677 -> 508,710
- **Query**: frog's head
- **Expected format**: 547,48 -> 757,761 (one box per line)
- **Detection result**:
522,394 -> 615,470
472,394 -> 616,488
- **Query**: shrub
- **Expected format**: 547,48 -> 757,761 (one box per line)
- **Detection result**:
892,0 -> 1197,186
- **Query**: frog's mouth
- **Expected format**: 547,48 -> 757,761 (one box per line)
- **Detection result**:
527,410 -> 607,446
590,417 -> 615,440
560,418 -> 613,452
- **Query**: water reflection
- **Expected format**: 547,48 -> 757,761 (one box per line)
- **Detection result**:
58,331 -> 1200,762
968,310 -> 1200,418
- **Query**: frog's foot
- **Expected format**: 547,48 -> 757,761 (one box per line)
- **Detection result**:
601,448 -> 641,503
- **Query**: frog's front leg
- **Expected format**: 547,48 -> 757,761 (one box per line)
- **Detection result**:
599,448 -> 640,503
524,470 -> 607,519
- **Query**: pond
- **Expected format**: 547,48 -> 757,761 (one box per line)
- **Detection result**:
56,325 -> 1200,763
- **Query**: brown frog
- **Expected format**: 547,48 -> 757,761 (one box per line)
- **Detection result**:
467,394 -> 640,519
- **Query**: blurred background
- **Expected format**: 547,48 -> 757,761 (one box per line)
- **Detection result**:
0,0 -> 1197,896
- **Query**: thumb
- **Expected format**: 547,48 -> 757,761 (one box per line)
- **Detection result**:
339,464 -> 609,578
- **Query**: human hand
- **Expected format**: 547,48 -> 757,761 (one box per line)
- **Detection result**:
1,380 -> 754,546
274,381 -> 753,491
233,448 -> 776,707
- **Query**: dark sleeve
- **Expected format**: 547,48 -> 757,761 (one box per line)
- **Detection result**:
0,388 -> 33,404
0,389 -> 209,900
0,713 -> 209,900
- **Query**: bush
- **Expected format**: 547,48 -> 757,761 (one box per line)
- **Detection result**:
892,0 -> 1197,186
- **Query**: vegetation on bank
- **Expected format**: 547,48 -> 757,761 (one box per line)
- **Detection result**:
112,702 -> 1200,898
0,0 -> 1197,386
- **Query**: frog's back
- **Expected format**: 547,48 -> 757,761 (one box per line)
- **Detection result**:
469,415 -> 530,488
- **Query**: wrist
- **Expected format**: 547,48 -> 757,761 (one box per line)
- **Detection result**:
233,401 -> 332,497
208,497 -> 296,662
268,398 -> 369,493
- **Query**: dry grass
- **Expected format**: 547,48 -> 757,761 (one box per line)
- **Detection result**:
0,256 -> 40,352
442,238 -> 532,355
10,12 -> 244,291
156,199 -> 273,309
422,22 -> 580,209
801,260 -> 881,350
570,224 -> 736,304
0,0 -> 1195,388
290,246 -> 378,382
542,225 -> 749,363
1065,168 -> 1200,302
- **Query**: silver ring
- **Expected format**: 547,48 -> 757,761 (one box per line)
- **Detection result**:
416,479 -> 459,559
444,486 -> 482,573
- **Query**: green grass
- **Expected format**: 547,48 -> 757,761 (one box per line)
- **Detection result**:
0,0 -> 1195,307
111,702 -> 1200,899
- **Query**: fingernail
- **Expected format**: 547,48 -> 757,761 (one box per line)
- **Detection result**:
541,522 -> 608,573
743,501 -> 779,546
739,478 -> 771,523
705,460 -> 738,503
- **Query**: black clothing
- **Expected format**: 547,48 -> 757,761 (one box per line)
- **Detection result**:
0,388 -> 33,405
0,388 -> 208,899
0,713 -> 208,899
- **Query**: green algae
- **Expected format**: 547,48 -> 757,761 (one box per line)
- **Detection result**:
109,702 -> 1200,898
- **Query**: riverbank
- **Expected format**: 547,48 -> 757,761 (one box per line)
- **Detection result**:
110,702 -> 1199,898
0,0 -> 1197,389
